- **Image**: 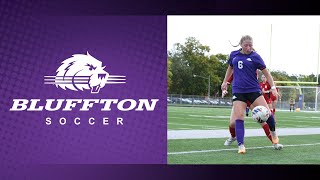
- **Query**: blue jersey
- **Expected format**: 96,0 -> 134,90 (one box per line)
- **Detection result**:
228,49 -> 266,93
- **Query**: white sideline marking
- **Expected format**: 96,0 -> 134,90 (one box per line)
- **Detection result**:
188,115 -> 230,118
168,128 -> 320,140
170,116 -> 229,121
284,121 -> 320,124
293,116 -> 320,119
168,122 -> 217,128
168,143 -> 320,155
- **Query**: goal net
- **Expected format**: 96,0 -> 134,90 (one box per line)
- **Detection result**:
276,85 -> 320,111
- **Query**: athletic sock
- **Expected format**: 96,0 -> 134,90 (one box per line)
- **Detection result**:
262,123 -> 272,143
229,126 -> 236,138
235,119 -> 245,146
266,114 -> 276,131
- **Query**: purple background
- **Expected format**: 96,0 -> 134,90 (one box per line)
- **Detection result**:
0,8 -> 167,179
1,0 -> 317,180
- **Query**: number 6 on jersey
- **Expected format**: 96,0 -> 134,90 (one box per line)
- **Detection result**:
238,61 -> 243,69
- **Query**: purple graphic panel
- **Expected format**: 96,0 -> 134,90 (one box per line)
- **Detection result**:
0,14 -> 167,178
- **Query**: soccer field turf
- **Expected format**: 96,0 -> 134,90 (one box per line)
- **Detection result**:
168,106 -> 320,164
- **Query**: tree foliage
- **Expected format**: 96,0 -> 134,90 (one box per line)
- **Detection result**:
168,37 -> 320,101
168,37 -> 227,97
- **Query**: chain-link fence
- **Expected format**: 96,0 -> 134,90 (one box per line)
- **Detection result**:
276,86 -> 320,111
168,86 -> 320,111
167,94 -> 232,107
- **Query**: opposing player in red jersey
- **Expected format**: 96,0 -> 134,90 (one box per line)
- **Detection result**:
222,72 -> 275,147
270,86 -> 280,115
259,74 -> 273,114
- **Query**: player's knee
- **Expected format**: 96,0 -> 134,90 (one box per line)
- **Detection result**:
229,121 -> 235,128
259,122 -> 267,127
233,114 -> 245,120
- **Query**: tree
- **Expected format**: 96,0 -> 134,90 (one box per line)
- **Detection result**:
213,53 -> 229,97
271,70 -> 290,82
167,58 -> 173,91
168,37 -> 228,97
168,36 -> 320,101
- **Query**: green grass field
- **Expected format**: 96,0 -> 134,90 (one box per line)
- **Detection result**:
168,106 -> 320,164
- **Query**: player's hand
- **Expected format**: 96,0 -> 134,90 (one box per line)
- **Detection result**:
271,89 -> 278,97
221,82 -> 228,91
222,90 -> 228,98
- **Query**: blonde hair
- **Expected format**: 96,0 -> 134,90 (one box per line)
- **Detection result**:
239,35 -> 253,45
230,35 -> 253,47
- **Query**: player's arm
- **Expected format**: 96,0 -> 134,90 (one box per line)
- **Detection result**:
222,71 -> 233,97
276,88 -> 281,99
261,87 -> 270,94
221,65 -> 233,91
261,68 -> 278,96
259,82 -> 268,94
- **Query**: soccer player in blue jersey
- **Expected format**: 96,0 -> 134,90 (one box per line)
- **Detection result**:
221,35 -> 283,154
222,74 -> 275,147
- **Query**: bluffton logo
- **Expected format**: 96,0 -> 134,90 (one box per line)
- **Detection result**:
10,52 -> 158,126
44,52 -> 126,93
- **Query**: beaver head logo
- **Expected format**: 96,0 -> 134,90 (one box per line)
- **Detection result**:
44,52 -> 126,93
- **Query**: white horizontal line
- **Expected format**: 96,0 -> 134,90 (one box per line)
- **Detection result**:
107,78 -> 126,80
109,75 -> 126,78
44,79 -> 89,81
168,143 -> 320,155
105,82 -> 126,84
44,82 -> 87,84
44,76 -> 90,78
44,78 -> 89,79
168,122 -> 217,128
168,128 -> 320,140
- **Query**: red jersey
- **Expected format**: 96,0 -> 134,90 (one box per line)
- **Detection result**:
260,81 -> 271,103
270,87 -> 279,101
227,74 -> 233,84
